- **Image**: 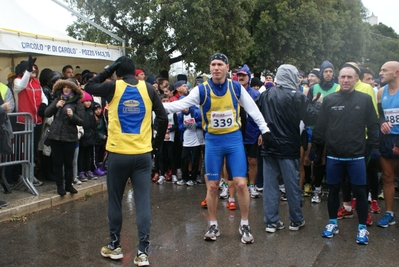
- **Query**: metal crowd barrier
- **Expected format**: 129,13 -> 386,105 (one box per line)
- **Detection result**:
0,112 -> 38,195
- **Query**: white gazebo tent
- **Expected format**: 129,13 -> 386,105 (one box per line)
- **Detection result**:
0,0 -> 123,82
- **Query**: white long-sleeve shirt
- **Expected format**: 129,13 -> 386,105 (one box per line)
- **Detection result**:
163,84 -> 270,134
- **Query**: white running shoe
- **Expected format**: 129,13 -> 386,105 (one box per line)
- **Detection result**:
219,184 -> 228,199
219,178 -> 225,190
157,176 -> 166,185
249,185 -> 260,198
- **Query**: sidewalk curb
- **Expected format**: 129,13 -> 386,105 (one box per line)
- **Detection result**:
0,181 -> 107,223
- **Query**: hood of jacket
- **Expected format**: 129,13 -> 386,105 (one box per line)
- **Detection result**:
237,64 -> 251,86
52,78 -> 84,101
275,64 -> 299,90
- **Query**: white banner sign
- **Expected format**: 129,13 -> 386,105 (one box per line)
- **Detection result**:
0,30 -> 122,61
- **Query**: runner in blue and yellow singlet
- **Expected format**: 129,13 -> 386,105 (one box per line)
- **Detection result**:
163,53 -> 270,244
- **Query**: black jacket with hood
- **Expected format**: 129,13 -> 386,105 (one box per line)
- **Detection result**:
257,64 -> 320,158
44,79 -> 84,142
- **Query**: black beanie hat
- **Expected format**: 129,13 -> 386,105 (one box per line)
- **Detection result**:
250,77 -> 263,87
309,69 -> 320,78
114,56 -> 136,77
93,102 -> 101,111
177,74 -> 188,82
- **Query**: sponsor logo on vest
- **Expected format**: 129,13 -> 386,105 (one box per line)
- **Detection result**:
123,100 -> 140,107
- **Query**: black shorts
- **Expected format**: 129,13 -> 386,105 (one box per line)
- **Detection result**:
380,134 -> 399,159
300,130 -> 309,150
244,143 -> 259,158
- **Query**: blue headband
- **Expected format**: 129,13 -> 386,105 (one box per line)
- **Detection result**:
210,53 -> 228,64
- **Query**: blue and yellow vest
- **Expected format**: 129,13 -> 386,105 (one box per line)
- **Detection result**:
199,79 -> 241,134
106,80 -> 153,154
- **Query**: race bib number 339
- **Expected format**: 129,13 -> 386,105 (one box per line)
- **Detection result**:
211,110 -> 234,128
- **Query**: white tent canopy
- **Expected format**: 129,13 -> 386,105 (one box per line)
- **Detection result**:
0,0 -> 123,81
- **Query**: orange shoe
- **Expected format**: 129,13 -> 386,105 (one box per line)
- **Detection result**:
201,198 -> 207,208
226,201 -> 236,210
366,211 -> 373,226
152,172 -> 159,182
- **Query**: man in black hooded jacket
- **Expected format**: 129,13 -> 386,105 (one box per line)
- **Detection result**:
257,64 -> 320,233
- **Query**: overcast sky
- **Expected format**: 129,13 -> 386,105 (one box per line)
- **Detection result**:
15,0 -> 399,36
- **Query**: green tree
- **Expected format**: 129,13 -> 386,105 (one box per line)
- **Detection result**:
66,0 -> 255,73
247,0 -> 368,74
364,23 -> 399,74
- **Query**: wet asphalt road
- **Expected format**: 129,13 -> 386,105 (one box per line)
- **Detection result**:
1,182 -> 399,267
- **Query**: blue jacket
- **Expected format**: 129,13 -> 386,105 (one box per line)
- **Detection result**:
177,106 -> 202,142
243,86 -> 261,144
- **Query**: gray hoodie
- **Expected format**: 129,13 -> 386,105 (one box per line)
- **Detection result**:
275,64 -> 299,90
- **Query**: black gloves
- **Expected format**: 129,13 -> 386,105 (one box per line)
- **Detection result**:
184,123 -> 196,130
105,60 -> 121,76
370,148 -> 380,161
27,55 -> 37,72
365,144 -> 380,160
262,132 -> 274,147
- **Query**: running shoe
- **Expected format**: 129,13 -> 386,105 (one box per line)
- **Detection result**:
377,213 -> 396,228
311,190 -> 322,203
351,198 -> 356,210
151,172 -> 159,182
101,244 -> 123,260
201,198 -> 207,208
356,226 -> 369,245
78,171 -> 88,182
289,220 -> 305,231
280,193 -> 287,201
176,179 -> 185,186
366,211 -> 373,226
86,171 -> 97,180
337,206 -> 354,219
322,223 -> 339,238
226,200 -> 236,210
303,183 -> 312,197
378,190 -> 384,200
157,176 -> 166,185
371,200 -> 381,214
219,178 -> 225,190
186,180 -> 195,186
220,184 -> 229,199
134,253 -> 149,266
204,225 -> 220,241
265,220 -> 285,233
255,185 -> 263,192
239,225 -> 254,244
171,175 -> 178,183
249,185 -> 260,198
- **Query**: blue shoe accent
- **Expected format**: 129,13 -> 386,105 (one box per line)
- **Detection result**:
377,213 -> 396,228
322,223 -> 339,238
356,226 -> 369,245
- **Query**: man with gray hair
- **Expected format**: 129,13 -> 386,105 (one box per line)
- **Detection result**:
257,64 -> 321,233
